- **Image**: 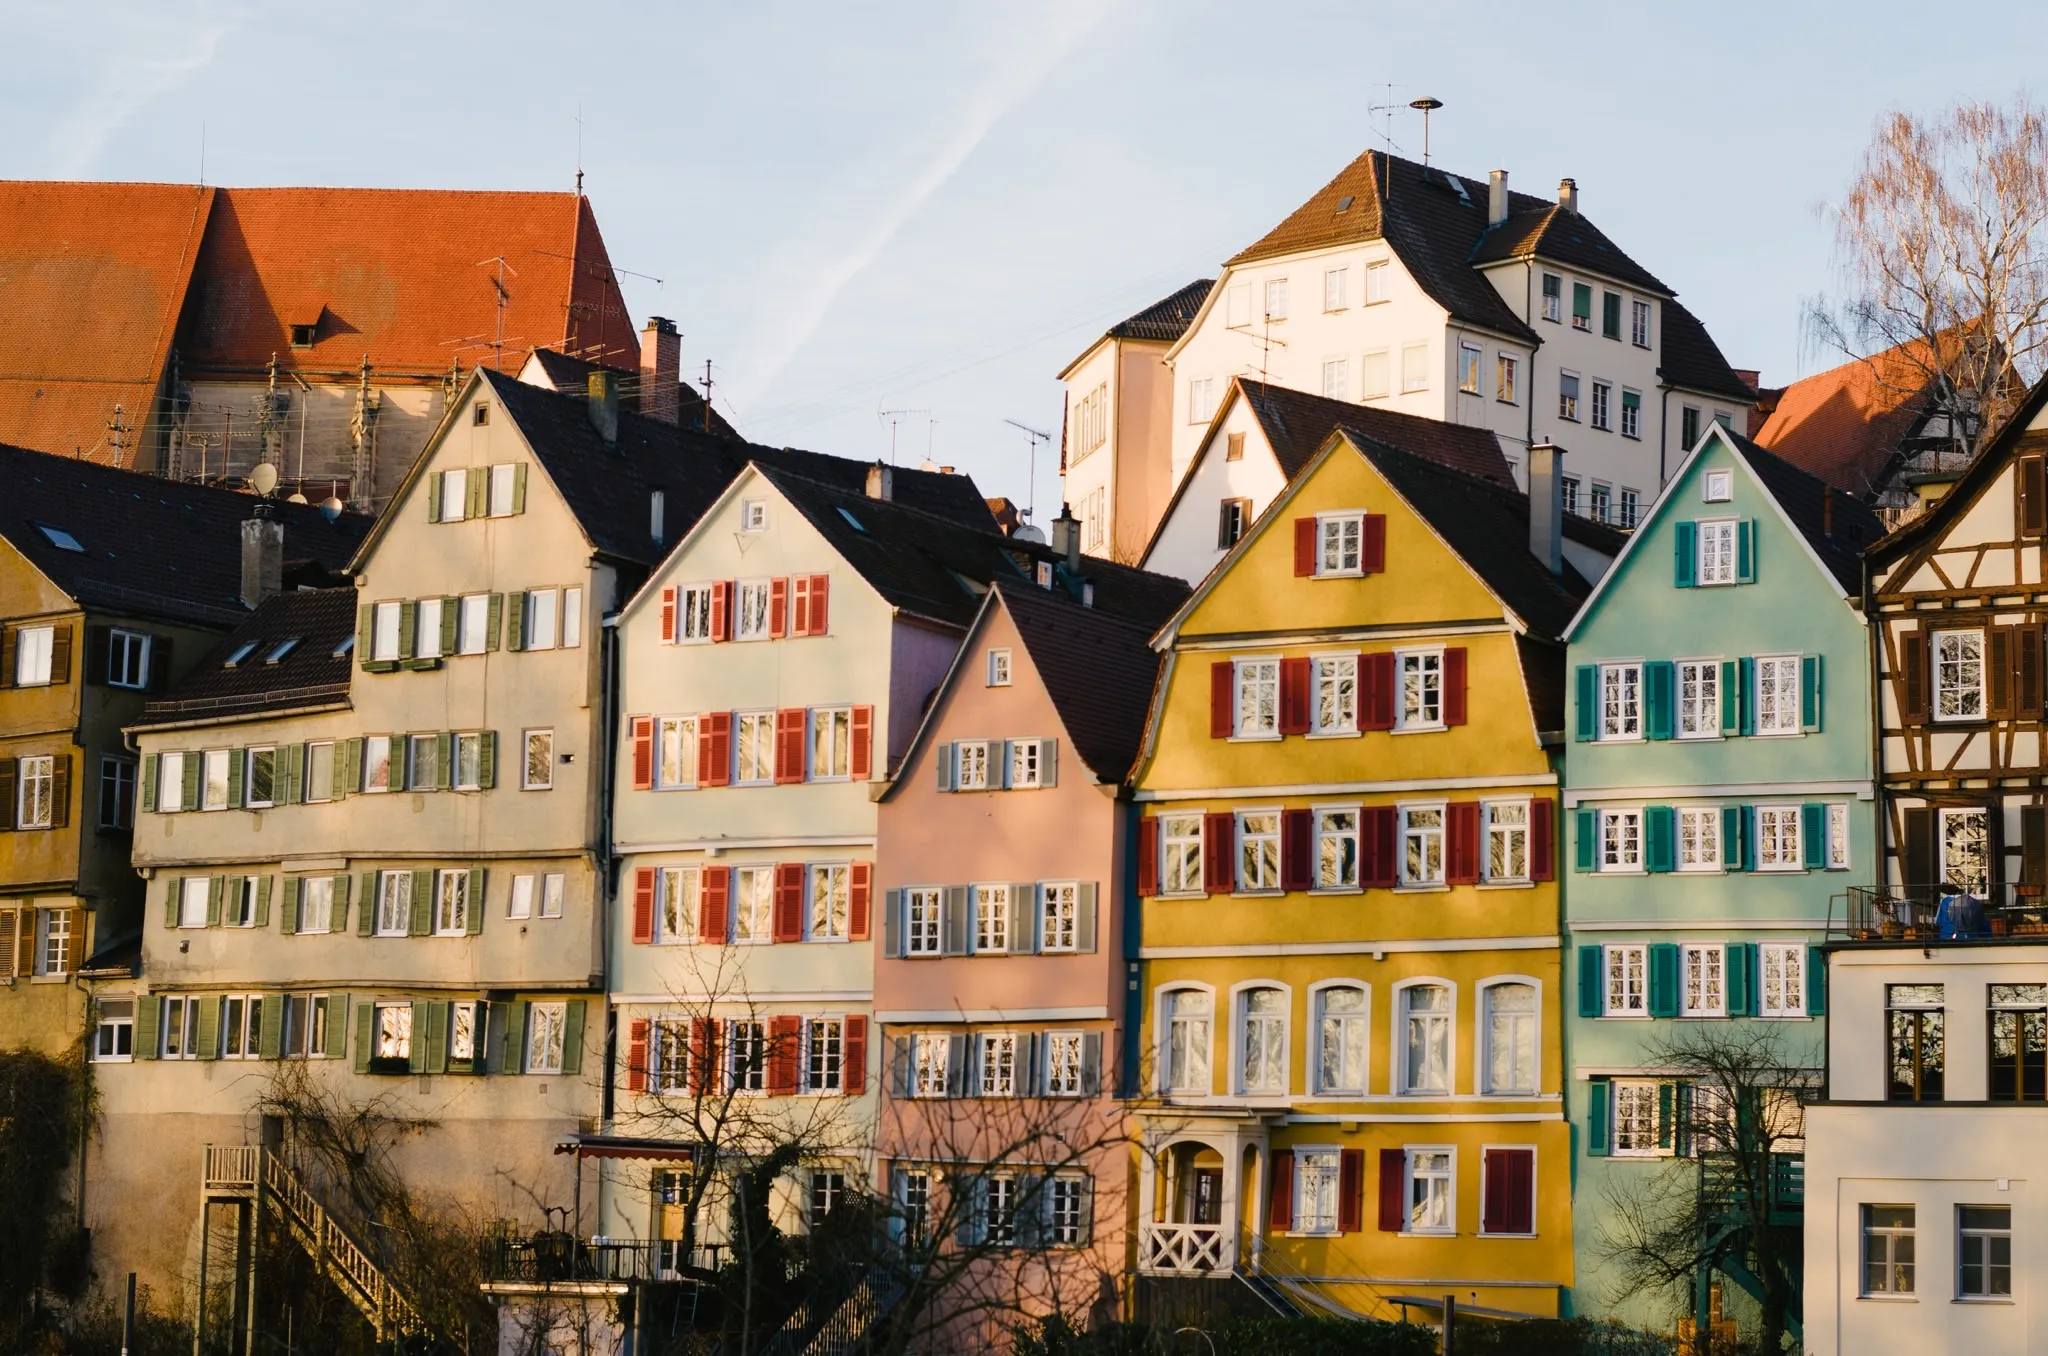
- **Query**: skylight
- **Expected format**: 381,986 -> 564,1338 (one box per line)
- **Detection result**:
223,640 -> 260,668
36,524 -> 83,552
837,507 -> 866,532
1336,195 -> 1355,212
332,635 -> 356,659
265,637 -> 303,664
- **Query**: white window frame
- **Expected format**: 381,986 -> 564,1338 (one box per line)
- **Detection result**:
156,751 -> 186,815
220,993 -> 264,1060
1044,1030 -> 1085,1096
1696,519 -> 1739,586
178,876 -> 209,928
733,579 -> 773,642
107,628 -> 152,689
1040,881 -> 1079,952
1311,655 -> 1357,735
526,1001 -> 567,1074
1262,277 -> 1288,321
1603,944 -> 1649,1017
1631,298 -> 1652,347
954,739 -> 992,790
809,863 -> 851,941
523,588 -> 559,651
376,870 -> 412,937
488,463 -> 518,517
1400,342 -> 1429,393
224,875 -> 259,928
732,866 -> 774,943
1233,658 -> 1281,739
1403,1147 -> 1456,1234
1681,943 -> 1726,1017
1496,352 -> 1520,405
811,708 -> 853,782
1755,806 -> 1802,872
1049,1173 -> 1088,1246
1161,986 -> 1214,1096
1161,813 -> 1203,896
1480,979 -> 1539,1095
677,585 -> 715,643
986,648 -> 1011,686
1483,800 -> 1530,884
1363,260 -> 1389,305
1940,807 -> 1990,895
1187,377 -> 1216,424
972,883 -> 1010,953
1457,342 -> 1482,395
1599,663 -> 1642,740
905,886 -> 943,957
13,625 -> 53,686
1294,1146 -> 1343,1236
1314,807 -> 1360,891
1312,981 -> 1369,1096
1397,981 -> 1453,1095
1398,648 -> 1445,731
371,603 -> 402,662
1827,803 -> 1852,871
1007,737 -> 1042,790
522,729 -> 553,790
161,995 -> 201,1058
1601,809 -> 1644,873
1237,810 -> 1281,893
1677,807 -> 1723,872
1935,629 -> 1986,722
734,711 -> 775,785
740,498 -> 768,532
1236,984 -> 1289,1096
1754,655 -> 1803,736
1399,803 -> 1446,888
656,716 -> 697,790
92,998 -> 134,1061
1677,659 -> 1720,739
414,597 -> 444,659
1323,267 -> 1347,311
978,1031 -> 1018,1097
17,754 -> 54,829
1757,942 -> 1807,1018
804,1016 -> 844,1094
1361,349 -> 1390,400
1611,1079 -> 1664,1157
1620,387 -> 1642,439
35,906 -> 73,976
1590,379 -> 1611,431
1315,512 -> 1364,577
911,1031 -> 949,1097
1321,357 -> 1349,400
299,876 -> 335,935
434,869 -> 470,935
201,748 -> 231,811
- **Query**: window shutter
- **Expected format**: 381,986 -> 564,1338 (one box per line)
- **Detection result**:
410,869 -> 433,936
701,867 -> 730,943
1293,519 -> 1317,576
1648,942 -> 1679,1017
354,1003 -> 375,1074
1441,647 -> 1468,726
227,749 -> 245,809
281,877 -> 302,934
195,997 -> 220,1061
338,739 -> 361,799
933,741 -> 954,792
134,995 -> 158,1060
1587,1079 -> 1611,1156
1280,809 -> 1312,891
1725,943 -> 1754,1016
1076,882 -> 1098,952
1481,1149 -> 1508,1234
626,1018 -> 649,1093
1530,799 -> 1555,881
48,755 -> 69,829
882,889 -> 902,958
148,635 -> 173,690
1720,660 -> 1742,736
709,581 -> 731,642
1673,1082 -> 1695,1158
1216,501 -> 1235,550
1361,652 -> 1396,731
1902,806 -> 1934,895
357,875 -> 376,936
465,870 -> 486,933
772,864 -> 804,942
1737,657 -> 1757,736
700,712 -> 732,786
1736,520 -> 1757,582
1645,805 -> 1675,873
1037,738 -> 1058,787
1202,811 -> 1236,893
768,1015 -> 802,1095
1991,627 -> 2016,719
476,732 -> 496,791
1808,947 -> 1828,1016
1673,520 -> 1697,587
1361,514 -> 1387,574
1802,803 -> 1827,870
1801,654 -> 1826,731
1657,1083 -> 1674,1150
2022,455 -> 2048,536
253,875 -> 272,929
435,732 -> 455,790
466,467 -> 488,519
84,626 -> 109,685
849,862 -> 872,941
559,1001 -> 585,1076
1574,666 -> 1598,741
1720,806 -> 1745,872
181,755 -> 200,811
1574,807 -> 1598,872
206,876 -> 224,928
774,708 -> 806,783
1137,817 -> 1159,897
417,1000 -> 447,1073
485,594 -> 503,651
850,706 -> 874,780
1377,1149 -> 1405,1231
140,753 -> 158,814
629,717 -> 654,790
1363,806 -> 1398,888
1267,1149 -> 1295,1231
1645,661 -> 1675,740
1337,1149 -> 1365,1232
427,471 -> 444,522
1446,801 -> 1481,885
632,868 -> 656,944
1577,945 -> 1603,1018
2019,625 -> 2046,721
2024,806 -> 2048,892
843,1014 -> 868,1095
1278,657 -> 1312,735
660,587 -> 677,643
1209,661 -> 1234,738
766,577 -> 788,640
49,625 -> 71,684
943,887 -> 969,955
808,576 -> 830,634
792,576 -> 812,635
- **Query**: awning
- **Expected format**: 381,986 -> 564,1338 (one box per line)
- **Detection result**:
553,1134 -> 696,1163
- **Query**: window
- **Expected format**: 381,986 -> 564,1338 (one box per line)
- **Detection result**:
1317,513 -> 1363,576
1589,483 -> 1611,524
363,736 -> 392,793
1958,1206 -> 2011,1298
1605,944 -> 1648,1016
403,734 -> 440,792
1934,630 -> 1986,721
1040,882 -> 1079,951
36,524 -> 83,552
657,867 -> 699,943
1400,649 -> 1443,729
899,1167 -> 931,1243
1620,388 -> 1641,439
17,755 -> 54,828
739,498 -> 768,532
1828,804 -> 1851,871
439,468 -> 473,523
736,713 -> 775,784
93,1000 -> 133,1060
1496,353 -> 1519,404
986,649 -> 1011,686
1235,659 -> 1280,737
1612,1080 -> 1661,1156
729,1020 -> 767,1091
511,728 -> 551,790
488,463 -> 519,517
1591,381 -> 1611,431
1400,806 -> 1445,886
178,877 -> 209,928
810,865 -> 851,941
1485,801 -> 1528,882
376,871 -> 412,936
984,1174 -> 1019,1246
912,1032 -> 949,1097
375,1002 -> 412,1065
1559,371 -> 1580,421
157,995 -> 199,1058
224,876 -> 259,928
105,629 -> 151,689
1599,663 -> 1641,739
1693,519 -> 1742,588
35,907 -> 72,976
1678,660 -> 1719,738
646,1019 -> 690,1092
1218,498 -> 1250,548
978,1031 -> 1017,1096
1295,1149 -> 1341,1234
527,1002 -> 568,1074
283,994 -> 333,1059
1400,343 -> 1429,393
220,994 -> 264,1059
1682,944 -> 1725,1016
805,1017 -> 844,1093
155,751 -> 185,813
1238,812 -> 1280,892
1315,810 -> 1359,890
1316,986 -> 1367,1094
1161,814 -> 1203,895
1601,291 -> 1622,340
905,887 -> 942,956
1262,277 -> 1288,321
303,743 -> 333,804
656,717 -> 696,789
1188,378 -> 1216,424
1008,737 -> 1049,790
1571,281 -> 1593,331
1164,990 -> 1213,1095
1541,272 -> 1561,322
1321,358 -> 1349,399
1862,1205 -> 1915,1295
1364,260 -> 1388,304
809,1171 -> 845,1229
1049,1175 -> 1087,1245
1458,343 -> 1481,395
954,740 -> 991,790
1758,943 -> 1806,1017
434,869 -> 470,935
541,873 -> 565,918
1239,988 -> 1287,1094
1678,808 -> 1723,871
1483,983 -> 1537,1094
972,883 -> 1009,952
442,732 -> 481,791
1631,299 -> 1652,347
1754,656 -> 1802,735
733,581 -> 772,641
1887,984 -> 1945,1101
1939,808 -> 1989,895
1681,405 -> 1702,450
370,603 -> 402,663
509,874 -> 535,919
411,597 -> 444,660
1401,985 -> 1451,1094
1361,350 -> 1390,400
1703,470 -> 1733,503
1044,1031 -> 1084,1096
299,877 -> 335,934
14,625 -> 53,685
1406,1150 -> 1454,1232
523,589 -> 559,650
733,867 -> 774,942
1561,477 -> 1580,516
201,749 -> 230,811
801,708 -> 851,782
1756,806 -> 1802,871
1323,267 -> 1347,311
1988,983 -> 2046,1102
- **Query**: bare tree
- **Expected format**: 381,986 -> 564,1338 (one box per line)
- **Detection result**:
1809,98 -> 2048,476
1595,1024 -> 1814,1356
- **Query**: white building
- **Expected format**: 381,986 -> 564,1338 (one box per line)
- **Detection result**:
1061,150 -> 1756,557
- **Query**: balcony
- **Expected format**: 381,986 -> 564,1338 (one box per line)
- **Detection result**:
480,1234 -> 713,1289
1139,1222 -> 1230,1276
1700,1151 -> 1804,1229
1834,883 -> 2048,942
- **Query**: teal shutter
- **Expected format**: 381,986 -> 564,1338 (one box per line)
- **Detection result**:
1736,520 -> 1757,582
1740,807 -> 1759,871
1673,521 -> 1697,588
1674,1082 -> 1695,1157
1657,1082 -> 1674,1150
1738,658 -> 1757,736
1719,661 -> 1740,735
1587,1079 -> 1611,1156
1807,946 -> 1828,1015
1801,804 -> 1827,870
1726,944 -> 1755,1016
1645,805 -> 1676,873
1577,945 -> 1603,1017
1575,808 -> 1599,872
1574,667 -> 1598,741
1801,655 -> 1824,732
1722,806 -> 1745,871
1646,662 -> 1675,740
1648,943 -> 1680,1017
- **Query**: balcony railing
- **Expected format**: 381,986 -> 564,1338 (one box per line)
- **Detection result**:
1139,1222 -> 1230,1276
1836,883 -> 2048,941
480,1235 -> 679,1286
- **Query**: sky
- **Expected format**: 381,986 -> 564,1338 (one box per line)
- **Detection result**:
3,0 -> 2045,518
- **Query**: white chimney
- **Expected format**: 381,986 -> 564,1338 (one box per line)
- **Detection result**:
639,316 -> 681,425
1528,441 -> 1564,576
241,502 -> 284,609
865,463 -> 894,501
1557,177 -> 1579,215
1488,169 -> 1509,226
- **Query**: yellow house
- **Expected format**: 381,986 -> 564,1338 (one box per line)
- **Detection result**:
1129,431 -> 1614,1322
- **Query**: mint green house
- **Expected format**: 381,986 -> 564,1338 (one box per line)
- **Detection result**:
1559,424 -> 1881,1335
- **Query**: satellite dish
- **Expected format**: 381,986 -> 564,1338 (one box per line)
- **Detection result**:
320,496 -> 345,522
287,492 -> 309,505
249,463 -> 279,495
1011,525 -> 1047,545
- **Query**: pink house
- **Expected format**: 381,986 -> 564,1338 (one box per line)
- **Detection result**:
874,569 -> 1184,1349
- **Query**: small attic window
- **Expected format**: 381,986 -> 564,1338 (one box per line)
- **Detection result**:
1336,195 -> 1355,212
837,507 -> 866,533
264,637 -> 303,665
289,324 -> 317,350
1036,561 -> 1055,588
473,403 -> 491,427
332,635 -> 356,659
1703,470 -> 1733,503
223,640 -> 261,669
35,523 -> 83,552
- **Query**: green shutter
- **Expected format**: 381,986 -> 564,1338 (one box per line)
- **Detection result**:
354,1002 -> 375,1073
276,744 -> 302,805
1574,666 -> 1598,741
485,595 -> 504,651
1575,807 -> 1599,872
1645,805 -> 1676,873
1802,804 -> 1827,870
206,876 -> 224,928
560,1000 -> 585,1075
397,602 -> 418,661
258,995 -> 283,1060
332,875 -> 351,934
326,995 -> 350,1059
337,739 -> 360,799
1648,943 -> 1680,1017
1801,655 -> 1824,732
1808,947 -> 1828,1016
424,1001 -> 450,1073
440,598 -> 459,655
163,880 -> 181,930
253,876 -> 273,929
1587,1079 -> 1611,1156
1603,291 -> 1622,339
1722,806 -> 1745,871
511,463 -> 528,514
506,593 -> 527,651
141,754 -> 158,813
181,755 -> 200,811
195,996 -> 220,1060
411,870 -> 433,936
1674,521 -> 1697,588
1720,660 -> 1741,735
1726,944 -> 1755,1016
427,471 -> 444,522
436,732 -> 455,791
478,732 -> 496,790
1572,281 -> 1592,322
227,749 -> 245,808
1577,945 -> 1603,1018
281,877 -> 302,934
498,1002 -> 529,1075
1738,658 -> 1757,736
466,869 -> 486,934
1646,661 -> 1675,740
357,604 -> 374,669
466,467 -> 487,519
134,995 -> 159,1060
1674,1082 -> 1696,1158
357,874 -> 377,936
1736,520 -> 1757,583
1656,1082 -> 1673,1150
409,1001 -> 428,1073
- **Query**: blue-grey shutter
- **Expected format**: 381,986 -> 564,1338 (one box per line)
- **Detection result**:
1076,882 -> 1098,953
1039,739 -> 1058,788
934,743 -> 954,792
882,889 -> 903,959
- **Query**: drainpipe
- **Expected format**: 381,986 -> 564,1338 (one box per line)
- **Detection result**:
598,605 -> 622,1130
1524,266 -> 1537,470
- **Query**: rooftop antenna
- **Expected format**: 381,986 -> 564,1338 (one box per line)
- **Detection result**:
1410,97 -> 1443,168
574,103 -> 584,197
1367,80 -> 1403,200
476,257 -> 519,372
878,407 -> 930,467
699,360 -> 716,433
1003,418 -> 1051,526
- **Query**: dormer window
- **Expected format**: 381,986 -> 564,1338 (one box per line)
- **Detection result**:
289,324 -> 316,349
1036,561 -> 1054,588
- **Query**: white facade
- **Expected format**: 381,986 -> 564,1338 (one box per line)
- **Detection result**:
1139,391 -> 1290,584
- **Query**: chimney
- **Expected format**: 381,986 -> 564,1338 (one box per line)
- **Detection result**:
1488,169 -> 1509,226
865,462 -> 894,501
241,501 -> 283,609
1528,441 -> 1564,576
639,317 -> 681,425
1049,502 -> 1081,572
1557,177 -> 1579,215
586,371 -> 619,445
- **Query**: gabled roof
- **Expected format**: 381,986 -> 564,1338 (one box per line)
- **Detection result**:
995,580 -> 1170,781
132,586 -> 356,728
522,347 -> 739,440
1238,380 -> 1514,483
0,441 -> 369,628
1753,337 -> 1951,497
1467,200 -> 1670,295
1106,280 -> 1213,342
1659,299 -> 1761,404
1868,367 -> 2048,568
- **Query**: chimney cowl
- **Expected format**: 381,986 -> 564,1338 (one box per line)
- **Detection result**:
865,463 -> 894,501
1557,177 -> 1579,215
1487,169 -> 1509,227
1527,441 -> 1565,576
586,371 -> 620,446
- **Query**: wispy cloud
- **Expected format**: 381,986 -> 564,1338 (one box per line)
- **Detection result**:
738,0 -> 1118,407
43,5 -> 236,177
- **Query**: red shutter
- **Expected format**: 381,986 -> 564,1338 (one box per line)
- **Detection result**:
689,1017 -> 716,1093
1280,808 -> 1313,891
700,713 -> 732,786
1203,811 -> 1236,893
710,581 -> 731,642
1210,661 -> 1235,738
626,1019 -> 649,1093
809,575 -> 830,634
774,708 -> 807,783
1361,514 -> 1387,574
848,862 -> 872,940
700,867 -> 730,943
768,1015 -> 801,1095
659,587 -> 678,643
769,578 -> 788,638
842,1014 -> 868,1095
1363,807 -> 1398,888
1446,802 -> 1482,885
1137,817 -> 1160,897
1483,1148 -> 1535,1235
630,717 -> 654,791
773,864 -> 805,942
1267,1150 -> 1295,1231
849,705 -> 873,780
1337,1148 -> 1365,1233
1293,518 -> 1317,576
1442,647 -> 1468,726
791,576 -> 812,636
1378,1149 -> 1406,1231
1279,657 -> 1312,735
1530,799 -> 1556,882
1361,652 -> 1396,730
631,868 -> 656,944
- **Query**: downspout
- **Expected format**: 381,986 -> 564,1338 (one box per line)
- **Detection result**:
598,608 -> 622,1131
1524,265 -> 1536,462
1659,387 -> 1672,486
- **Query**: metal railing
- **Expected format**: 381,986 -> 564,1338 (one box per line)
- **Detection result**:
1837,883 -> 2048,940
481,1234 -> 663,1285
1699,1152 -> 1804,1228
1138,1221 -> 1230,1275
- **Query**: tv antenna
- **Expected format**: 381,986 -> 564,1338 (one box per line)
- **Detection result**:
1003,418 -> 1051,526
878,407 -> 930,467
476,256 -> 519,371
1410,96 -> 1443,167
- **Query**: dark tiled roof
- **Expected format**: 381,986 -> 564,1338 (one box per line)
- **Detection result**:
0,442 -> 369,628
1517,635 -> 1569,737
1238,380 -> 1514,483
523,347 -> 738,440
1727,433 -> 1885,594
1468,204 -> 1670,295
1659,300 -> 1758,403
997,581 -> 1167,781
133,586 -> 356,727
1106,280 -> 1213,342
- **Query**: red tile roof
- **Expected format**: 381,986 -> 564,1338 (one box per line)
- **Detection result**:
1754,339 -> 1946,497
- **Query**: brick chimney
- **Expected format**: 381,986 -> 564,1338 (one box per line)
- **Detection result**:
1488,169 -> 1509,227
587,371 -> 619,445
640,317 -> 681,425
241,501 -> 283,609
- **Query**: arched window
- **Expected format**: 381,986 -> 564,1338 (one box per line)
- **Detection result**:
1239,988 -> 1288,1095
1163,990 -> 1213,1095
1401,984 -> 1452,1094
1483,982 -> 1538,1094
1316,985 -> 1369,1095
